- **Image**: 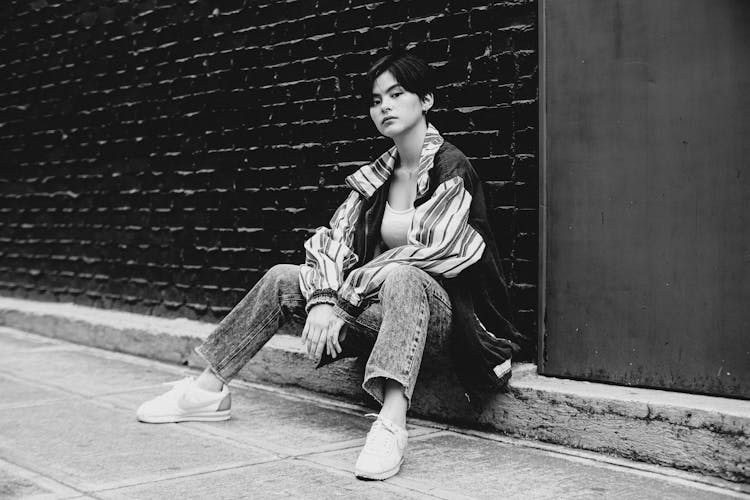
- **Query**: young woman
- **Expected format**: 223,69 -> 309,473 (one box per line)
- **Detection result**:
137,52 -> 524,481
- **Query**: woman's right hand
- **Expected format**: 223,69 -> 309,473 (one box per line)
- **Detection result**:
301,304 -> 344,361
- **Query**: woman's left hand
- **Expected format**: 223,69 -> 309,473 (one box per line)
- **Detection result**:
302,305 -> 345,361
323,316 -> 345,360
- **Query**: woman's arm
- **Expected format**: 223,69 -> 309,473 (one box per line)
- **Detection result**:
334,174 -> 485,322
298,190 -> 363,311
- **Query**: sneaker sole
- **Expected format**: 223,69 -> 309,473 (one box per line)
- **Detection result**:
354,458 -> 403,481
137,410 -> 231,424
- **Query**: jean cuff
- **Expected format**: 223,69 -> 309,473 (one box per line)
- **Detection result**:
362,369 -> 413,410
193,344 -> 230,386
333,297 -> 366,324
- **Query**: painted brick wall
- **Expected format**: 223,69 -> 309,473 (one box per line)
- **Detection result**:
0,0 -> 538,358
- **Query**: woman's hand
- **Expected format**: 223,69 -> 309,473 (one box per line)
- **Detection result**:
301,304 -> 345,361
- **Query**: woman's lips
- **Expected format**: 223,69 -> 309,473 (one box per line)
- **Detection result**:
382,116 -> 396,124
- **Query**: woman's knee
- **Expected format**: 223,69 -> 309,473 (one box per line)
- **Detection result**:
265,263 -> 300,285
256,264 -> 305,318
379,265 -> 428,300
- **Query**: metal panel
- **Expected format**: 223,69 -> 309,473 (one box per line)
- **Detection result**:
540,0 -> 750,398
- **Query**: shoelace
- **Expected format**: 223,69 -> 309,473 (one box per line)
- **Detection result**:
363,413 -> 400,455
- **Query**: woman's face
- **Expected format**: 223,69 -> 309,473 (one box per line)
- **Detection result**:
370,70 -> 432,139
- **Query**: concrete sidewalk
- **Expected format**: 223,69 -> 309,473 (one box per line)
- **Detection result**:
0,326 -> 746,500
2,297 -> 748,485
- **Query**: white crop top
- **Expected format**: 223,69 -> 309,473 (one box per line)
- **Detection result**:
381,202 -> 415,249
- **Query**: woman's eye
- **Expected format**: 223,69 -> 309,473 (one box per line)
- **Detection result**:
391,92 -> 402,98
371,99 -> 381,107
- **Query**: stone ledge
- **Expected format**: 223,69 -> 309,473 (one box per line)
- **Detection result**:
0,296 -> 747,485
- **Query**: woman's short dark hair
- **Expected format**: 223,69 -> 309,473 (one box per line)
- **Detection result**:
366,52 -> 435,102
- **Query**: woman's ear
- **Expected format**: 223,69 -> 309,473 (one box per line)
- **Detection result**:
421,93 -> 434,113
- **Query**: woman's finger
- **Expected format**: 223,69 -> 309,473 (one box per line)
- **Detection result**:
306,326 -> 318,359
327,331 -> 335,359
314,326 -> 325,359
326,329 -> 333,357
301,320 -> 309,344
315,328 -> 328,359
314,326 -> 327,360
333,322 -> 343,354
323,327 -> 329,357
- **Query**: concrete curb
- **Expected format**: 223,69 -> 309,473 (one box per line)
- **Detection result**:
1,296 -> 748,484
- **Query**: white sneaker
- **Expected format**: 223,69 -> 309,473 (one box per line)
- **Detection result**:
355,414 -> 408,480
136,377 -> 231,423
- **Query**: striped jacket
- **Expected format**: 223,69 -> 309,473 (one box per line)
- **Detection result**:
300,125 -> 526,393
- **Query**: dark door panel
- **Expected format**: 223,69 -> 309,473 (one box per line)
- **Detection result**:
540,0 -> 750,398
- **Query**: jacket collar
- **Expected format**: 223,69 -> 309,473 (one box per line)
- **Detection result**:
345,124 -> 444,200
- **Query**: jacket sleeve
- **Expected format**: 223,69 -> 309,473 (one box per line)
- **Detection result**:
334,175 -> 486,322
299,190 -> 363,312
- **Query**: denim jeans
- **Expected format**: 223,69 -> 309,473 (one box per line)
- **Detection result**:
194,263 -> 453,408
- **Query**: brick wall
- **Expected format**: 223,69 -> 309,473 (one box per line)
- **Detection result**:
0,0 -> 539,358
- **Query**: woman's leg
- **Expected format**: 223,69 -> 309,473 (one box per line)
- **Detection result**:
362,265 -> 452,420
354,265 -> 452,480
137,263 -> 307,423
194,263 -> 307,385
194,367 -> 223,392
380,379 -> 409,428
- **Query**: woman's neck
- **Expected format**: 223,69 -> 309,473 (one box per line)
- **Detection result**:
393,120 -> 427,172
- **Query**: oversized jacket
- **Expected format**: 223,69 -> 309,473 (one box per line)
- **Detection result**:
299,125 -> 527,394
